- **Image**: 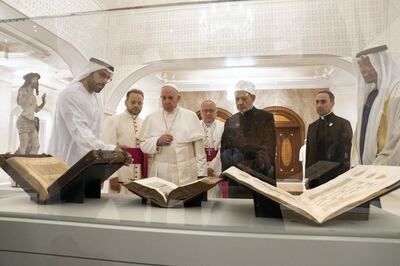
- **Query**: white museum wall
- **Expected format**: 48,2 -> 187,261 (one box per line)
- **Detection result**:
101,0 -> 399,114
328,69 -> 358,130
0,81 -> 12,154
0,81 -> 12,182
1,0 -> 108,61
114,74 -> 164,118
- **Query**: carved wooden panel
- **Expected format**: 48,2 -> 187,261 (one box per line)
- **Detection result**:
275,128 -> 301,179
265,106 -> 304,180
281,136 -> 293,168
274,114 -> 290,123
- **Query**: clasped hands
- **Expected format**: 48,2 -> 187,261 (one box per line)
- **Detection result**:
254,146 -> 271,169
157,134 -> 174,146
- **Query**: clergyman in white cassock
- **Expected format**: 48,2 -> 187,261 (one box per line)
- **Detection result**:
138,84 -> 207,186
200,100 -> 225,198
49,57 -> 119,166
102,89 -> 145,195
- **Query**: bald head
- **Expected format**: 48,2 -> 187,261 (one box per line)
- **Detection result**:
200,100 -> 217,124
160,85 -> 180,112
201,100 -> 216,108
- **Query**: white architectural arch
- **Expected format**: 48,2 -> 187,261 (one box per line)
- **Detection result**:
106,54 -> 354,113
0,1 -> 86,75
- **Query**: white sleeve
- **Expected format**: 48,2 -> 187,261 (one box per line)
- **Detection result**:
137,115 -> 161,154
194,139 -> 207,177
102,117 -> 118,145
139,136 -> 160,154
374,97 -> 400,166
59,93 -> 116,152
101,117 -> 119,179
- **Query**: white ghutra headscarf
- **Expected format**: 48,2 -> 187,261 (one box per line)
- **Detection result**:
353,46 -> 400,165
71,57 -> 114,83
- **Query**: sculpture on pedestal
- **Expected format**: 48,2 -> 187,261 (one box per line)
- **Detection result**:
15,73 -> 46,155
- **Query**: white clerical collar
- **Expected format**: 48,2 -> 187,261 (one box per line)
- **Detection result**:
124,110 -> 138,119
202,120 -> 215,128
320,111 -> 332,120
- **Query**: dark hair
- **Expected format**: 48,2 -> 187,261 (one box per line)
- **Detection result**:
126,89 -> 144,99
317,90 -> 335,103
23,72 -> 40,81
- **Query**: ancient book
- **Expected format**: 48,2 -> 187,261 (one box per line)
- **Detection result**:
223,165 -> 400,224
0,150 -> 128,203
5,156 -> 69,202
124,177 -> 221,207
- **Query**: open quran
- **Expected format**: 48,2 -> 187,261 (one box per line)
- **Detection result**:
124,177 -> 221,207
0,150 -> 128,203
223,165 -> 400,224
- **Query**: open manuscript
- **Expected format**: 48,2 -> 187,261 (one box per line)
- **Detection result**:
223,165 -> 400,224
0,150 -> 128,203
124,177 -> 221,207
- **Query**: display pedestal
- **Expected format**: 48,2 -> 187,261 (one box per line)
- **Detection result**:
0,195 -> 399,266
252,192 -> 282,218
60,178 -> 102,203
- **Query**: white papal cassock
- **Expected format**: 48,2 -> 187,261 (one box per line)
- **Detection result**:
49,82 -> 115,166
138,107 -> 207,185
201,119 -> 224,197
102,111 -> 143,194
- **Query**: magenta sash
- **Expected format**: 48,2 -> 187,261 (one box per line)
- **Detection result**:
125,148 -> 144,163
205,148 -> 218,162
124,147 -> 148,178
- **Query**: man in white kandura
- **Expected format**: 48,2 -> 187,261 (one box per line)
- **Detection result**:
49,57 -> 124,166
200,100 -> 224,198
138,84 -> 207,205
352,45 -> 400,166
102,89 -> 146,195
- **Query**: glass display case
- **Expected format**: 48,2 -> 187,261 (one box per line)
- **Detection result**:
0,1 -> 399,265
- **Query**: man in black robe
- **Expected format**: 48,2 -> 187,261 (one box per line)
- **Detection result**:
305,90 -> 353,188
221,80 -> 281,217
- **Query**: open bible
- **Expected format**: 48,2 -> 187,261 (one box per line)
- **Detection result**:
0,150 -> 128,203
124,177 -> 221,207
223,165 -> 400,224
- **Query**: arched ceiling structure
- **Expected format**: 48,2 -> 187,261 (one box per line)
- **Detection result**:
106,54 -> 354,112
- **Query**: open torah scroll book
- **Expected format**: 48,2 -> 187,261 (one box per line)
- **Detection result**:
0,150 -> 128,203
124,177 -> 221,207
222,165 -> 400,224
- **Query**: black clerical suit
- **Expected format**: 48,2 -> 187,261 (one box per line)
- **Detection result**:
221,107 -> 281,217
306,112 -> 353,188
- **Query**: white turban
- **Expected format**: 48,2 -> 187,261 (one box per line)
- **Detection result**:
235,80 -> 256,95
71,57 -> 114,83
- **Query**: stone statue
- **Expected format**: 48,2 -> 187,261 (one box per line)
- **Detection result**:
16,73 -> 46,155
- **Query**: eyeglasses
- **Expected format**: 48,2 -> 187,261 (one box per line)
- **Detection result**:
201,109 -> 216,113
96,71 -> 113,83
